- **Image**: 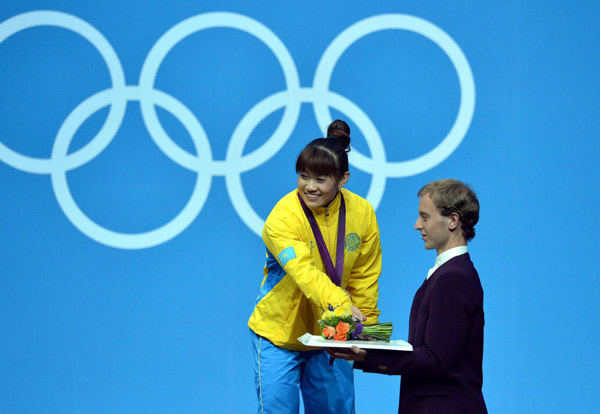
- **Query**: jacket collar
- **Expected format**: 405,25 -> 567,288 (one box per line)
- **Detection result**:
298,189 -> 343,216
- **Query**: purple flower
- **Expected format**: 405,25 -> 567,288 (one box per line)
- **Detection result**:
351,322 -> 363,339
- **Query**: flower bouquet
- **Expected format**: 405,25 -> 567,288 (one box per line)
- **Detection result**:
319,303 -> 393,342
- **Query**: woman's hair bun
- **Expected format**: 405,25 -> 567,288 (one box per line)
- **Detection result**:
327,119 -> 351,152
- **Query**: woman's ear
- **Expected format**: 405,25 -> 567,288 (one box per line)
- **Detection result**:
338,172 -> 350,189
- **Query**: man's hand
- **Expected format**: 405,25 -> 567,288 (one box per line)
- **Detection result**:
325,346 -> 367,362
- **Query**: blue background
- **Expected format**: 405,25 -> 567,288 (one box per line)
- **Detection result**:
1,1 -> 599,413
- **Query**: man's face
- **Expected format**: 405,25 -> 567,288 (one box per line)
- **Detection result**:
414,194 -> 452,254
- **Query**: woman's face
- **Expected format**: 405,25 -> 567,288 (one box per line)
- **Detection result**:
297,171 -> 346,209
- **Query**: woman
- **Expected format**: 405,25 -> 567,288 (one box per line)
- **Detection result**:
248,120 -> 382,414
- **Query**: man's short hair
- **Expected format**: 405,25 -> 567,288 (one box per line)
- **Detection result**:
418,179 -> 480,241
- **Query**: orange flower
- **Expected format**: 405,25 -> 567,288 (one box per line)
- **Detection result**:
333,332 -> 347,341
333,322 -> 350,341
336,321 -> 350,334
323,326 -> 336,339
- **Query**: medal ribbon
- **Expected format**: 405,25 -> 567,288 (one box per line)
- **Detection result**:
297,191 -> 346,286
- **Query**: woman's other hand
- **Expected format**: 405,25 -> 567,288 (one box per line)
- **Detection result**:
351,305 -> 367,322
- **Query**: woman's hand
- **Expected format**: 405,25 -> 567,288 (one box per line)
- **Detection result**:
351,305 -> 367,322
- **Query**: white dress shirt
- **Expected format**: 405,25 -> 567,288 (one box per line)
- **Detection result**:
426,245 -> 468,279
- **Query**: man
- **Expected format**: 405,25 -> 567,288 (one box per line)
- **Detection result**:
328,179 -> 487,414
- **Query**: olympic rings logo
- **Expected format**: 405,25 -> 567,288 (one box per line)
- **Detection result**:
0,11 -> 475,250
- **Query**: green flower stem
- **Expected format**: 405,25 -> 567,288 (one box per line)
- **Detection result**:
362,323 -> 393,342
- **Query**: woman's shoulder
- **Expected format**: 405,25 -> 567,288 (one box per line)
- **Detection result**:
263,190 -> 306,237
272,189 -> 300,209
342,189 -> 375,212
267,190 -> 302,220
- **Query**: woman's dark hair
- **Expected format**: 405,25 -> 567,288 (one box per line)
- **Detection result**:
295,120 -> 351,180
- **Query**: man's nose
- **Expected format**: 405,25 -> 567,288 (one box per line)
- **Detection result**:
414,219 -> 421,230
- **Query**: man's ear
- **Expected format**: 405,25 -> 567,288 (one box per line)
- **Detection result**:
448,212 -> 460,231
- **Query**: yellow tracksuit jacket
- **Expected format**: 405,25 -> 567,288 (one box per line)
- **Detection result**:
248,188 -> 382,351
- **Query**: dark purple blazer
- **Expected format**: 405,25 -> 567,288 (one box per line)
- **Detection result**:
355,253 -> 487,414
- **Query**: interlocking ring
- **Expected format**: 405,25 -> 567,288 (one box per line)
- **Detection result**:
0,11 -> 475,249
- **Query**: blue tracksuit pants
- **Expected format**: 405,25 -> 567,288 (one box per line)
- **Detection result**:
251,330 -> 355,414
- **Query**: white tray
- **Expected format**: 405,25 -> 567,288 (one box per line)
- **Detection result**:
298,333 -> 413,351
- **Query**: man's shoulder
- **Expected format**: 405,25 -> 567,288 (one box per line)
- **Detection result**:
432,254 -> 483,297
435,254 -> 479,282
442,252 -> 475,269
